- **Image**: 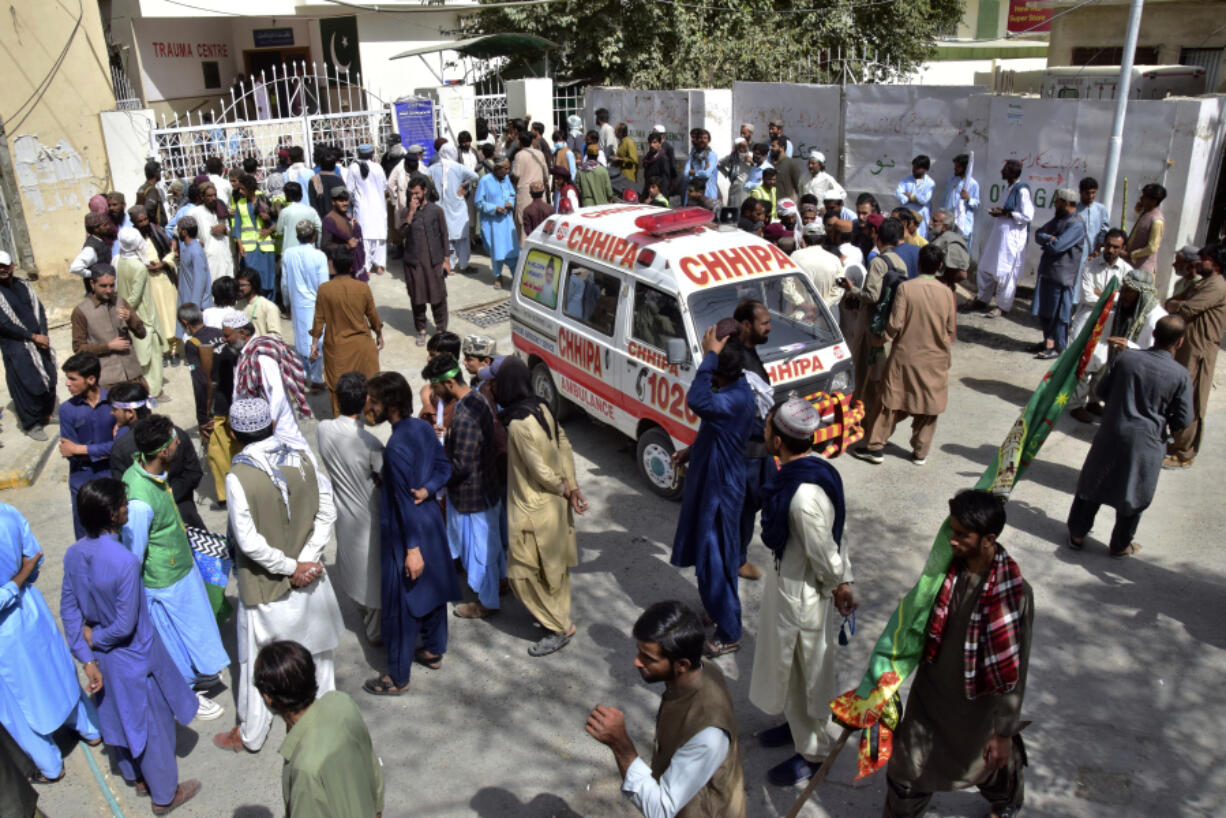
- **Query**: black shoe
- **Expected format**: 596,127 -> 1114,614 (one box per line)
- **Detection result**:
758,722 -> 793,748
1069,407 -> 1095,424
767,753 -> 822,787
850,446 -> 884,465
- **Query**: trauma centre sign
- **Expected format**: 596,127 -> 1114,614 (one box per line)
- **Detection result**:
149,41 -> 230,59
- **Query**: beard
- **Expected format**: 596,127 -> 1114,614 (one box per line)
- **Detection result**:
107,209 -> 124,226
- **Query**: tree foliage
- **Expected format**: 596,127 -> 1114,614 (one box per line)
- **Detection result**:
460,0 -> 963,89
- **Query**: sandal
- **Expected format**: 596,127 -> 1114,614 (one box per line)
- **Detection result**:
414,648 -> 443,669
30,771 -> 65,784
1110,541 -> 1142,558
363,676 -> 409,696
415,334 -> 427,347
454,602 -> 497,619
703,639 -> 740,658
1067,534 -> 1085,551
528,626 -> 575,657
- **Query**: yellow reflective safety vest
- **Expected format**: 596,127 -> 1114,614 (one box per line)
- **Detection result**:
233,193 -> 276,253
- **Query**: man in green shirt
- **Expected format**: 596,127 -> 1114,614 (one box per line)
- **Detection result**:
255,640 -> 384,818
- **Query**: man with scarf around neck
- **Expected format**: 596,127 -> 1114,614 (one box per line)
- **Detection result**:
974,160 -> 1034,318
884,490 -> 1032,818
215,398 -> 343,751
586,601 -> 746,818
495,356 -> 587,657
749,397 -> 855,787
362,373 -> 458,695
0,250 -> 55,440
670,327 -> 756,658
120,415 -> 228,718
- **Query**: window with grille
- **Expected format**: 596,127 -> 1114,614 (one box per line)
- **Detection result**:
1071,46 -> 1160,66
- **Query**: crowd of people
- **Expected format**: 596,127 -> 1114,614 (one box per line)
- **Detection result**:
0,103 -> 1222,818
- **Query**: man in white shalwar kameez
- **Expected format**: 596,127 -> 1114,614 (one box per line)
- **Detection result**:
429,144 -> 481,273
214,398 -> 343,754
975,160 -> 1034,317
749,398 -> 856,788
316,372 -> 384,644
190,184 -> 234,283
346,145 -> 388,275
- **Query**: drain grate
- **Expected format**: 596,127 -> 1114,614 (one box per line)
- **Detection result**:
455,297 -> 511,328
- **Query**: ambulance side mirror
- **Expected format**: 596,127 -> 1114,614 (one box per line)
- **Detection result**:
666,337 -> 688,366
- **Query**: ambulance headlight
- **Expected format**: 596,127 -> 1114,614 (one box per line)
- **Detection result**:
829,370 -> 851,394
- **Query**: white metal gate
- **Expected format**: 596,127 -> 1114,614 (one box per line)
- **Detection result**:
150,63 -> 398,182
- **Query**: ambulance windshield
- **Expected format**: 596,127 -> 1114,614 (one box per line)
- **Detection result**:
687,273 -> 840,361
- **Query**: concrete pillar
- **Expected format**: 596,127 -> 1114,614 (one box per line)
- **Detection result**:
506,78 -> 553,131
435,84 -> 476,143
99,109 -> 157,205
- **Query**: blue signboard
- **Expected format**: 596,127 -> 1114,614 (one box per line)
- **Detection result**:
253,28 -> 295,48
394,98 -> 436,162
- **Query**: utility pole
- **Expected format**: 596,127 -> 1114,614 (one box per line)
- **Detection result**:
1099,0 -> 1145,221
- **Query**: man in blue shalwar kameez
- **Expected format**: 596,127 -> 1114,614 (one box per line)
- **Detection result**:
429,144 -> 481,274
671,328 -> 756,657
0,503 -> 100,782
280,221 -> 331,386
59,353 -> 116,540
475,159 -> 519,288
62,478 -> 202,812
363,371 -> 461,695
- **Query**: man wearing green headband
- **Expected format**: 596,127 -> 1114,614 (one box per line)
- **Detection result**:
121,414 -> 229,717
423,354 -> 505,619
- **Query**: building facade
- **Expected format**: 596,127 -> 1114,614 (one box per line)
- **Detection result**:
1047,0 -> 1226,92
0,0 -> 117,277
103,0 -> 474,121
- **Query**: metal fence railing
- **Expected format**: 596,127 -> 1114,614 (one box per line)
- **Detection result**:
111,64 -> 143,111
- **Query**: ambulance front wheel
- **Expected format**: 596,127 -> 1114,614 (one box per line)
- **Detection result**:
637,427 -> 683,501
531,361 -> 570,421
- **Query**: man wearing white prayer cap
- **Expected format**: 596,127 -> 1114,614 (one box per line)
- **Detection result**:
750,395 -> 855,787
720,137 -> 754,209
805,150 -> 840,202
214,396 -> 344,754
222,309 -> 311,450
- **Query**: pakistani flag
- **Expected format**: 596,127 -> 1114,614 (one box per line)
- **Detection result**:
320,15 -> 362,84
829,277 -> 1122,780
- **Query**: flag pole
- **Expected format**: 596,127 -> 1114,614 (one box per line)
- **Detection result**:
784,727 -> 855,818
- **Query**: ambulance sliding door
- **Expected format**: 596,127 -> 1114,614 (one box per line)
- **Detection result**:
557,263 -> 629,427
623,281 -> 698,445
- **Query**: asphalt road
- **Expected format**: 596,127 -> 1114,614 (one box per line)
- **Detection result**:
3,257 -> 1223,818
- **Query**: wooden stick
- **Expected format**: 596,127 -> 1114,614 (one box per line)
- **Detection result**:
784,726 -> 855,818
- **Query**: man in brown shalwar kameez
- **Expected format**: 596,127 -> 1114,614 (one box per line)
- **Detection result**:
70,264 -> 147,390
1163,243 -> 1226,469
399,177 -> 450,346
853,244 -> 956,466
510,132 -> 549,243
884,490 -> 1032,818
309,249 -> 383,416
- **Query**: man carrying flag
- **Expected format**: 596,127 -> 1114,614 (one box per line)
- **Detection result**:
883,490 -> 1032,818
802,280 -> 1121,818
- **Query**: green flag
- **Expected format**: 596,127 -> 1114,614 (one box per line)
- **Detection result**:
830,277 -> 1121,779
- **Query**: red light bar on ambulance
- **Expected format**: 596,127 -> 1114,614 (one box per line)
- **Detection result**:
634,207 -> 713,236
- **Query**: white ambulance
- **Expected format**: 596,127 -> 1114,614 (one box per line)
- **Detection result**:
508,204 -> 853,499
